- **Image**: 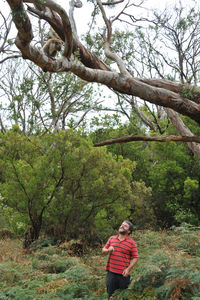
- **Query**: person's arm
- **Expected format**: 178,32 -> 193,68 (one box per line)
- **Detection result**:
122,257 -> 138,277
102,245 -> 114,255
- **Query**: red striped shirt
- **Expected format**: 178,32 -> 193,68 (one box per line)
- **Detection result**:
104,235 -> 138,275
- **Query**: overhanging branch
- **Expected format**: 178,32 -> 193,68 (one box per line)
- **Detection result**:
94,135 -> 200,147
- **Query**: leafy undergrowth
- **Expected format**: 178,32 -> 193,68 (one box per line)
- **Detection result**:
0,224 -> 200,299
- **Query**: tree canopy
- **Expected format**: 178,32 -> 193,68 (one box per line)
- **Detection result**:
3,0 -> 200,158
0,129 -> 140,246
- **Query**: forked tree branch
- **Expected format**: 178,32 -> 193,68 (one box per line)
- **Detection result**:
5,0 -> 200,129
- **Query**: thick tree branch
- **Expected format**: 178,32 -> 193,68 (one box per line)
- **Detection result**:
7,0 -> 33,51
94,135 -> 200,147
26,2 -> 111,71
5,0 -> 200,127
70,63 -> 200,124
27,0 -> 73,59
137,78 -> 200,104
166,108 -> 200,159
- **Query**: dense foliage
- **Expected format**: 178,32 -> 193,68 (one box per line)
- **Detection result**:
0,224 -> 199,299
0,1 -> 200,298
90,118 -> 200,229
0,121 -> 199,247
0,129 -> 152,246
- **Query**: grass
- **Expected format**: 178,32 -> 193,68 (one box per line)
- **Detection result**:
0,225 -> 200,299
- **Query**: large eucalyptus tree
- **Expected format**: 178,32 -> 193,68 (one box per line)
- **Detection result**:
4,0 -> 200,156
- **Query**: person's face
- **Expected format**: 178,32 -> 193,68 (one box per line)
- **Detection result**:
119,221 -> 130,235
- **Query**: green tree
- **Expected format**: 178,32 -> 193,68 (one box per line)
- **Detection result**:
90,119 -> 155,228
149,140 -> 200,227
0,129 -> 135,246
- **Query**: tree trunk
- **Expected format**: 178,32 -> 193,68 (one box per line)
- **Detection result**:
23,220 -> 42,248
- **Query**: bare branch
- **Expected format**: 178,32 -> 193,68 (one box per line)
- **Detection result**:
69,0 -> 82,40
0,55 -> 21,64
0,12 -> 13,53
97,0 -> 131,76
94,135 -> 200,147
102,0 -> 125,5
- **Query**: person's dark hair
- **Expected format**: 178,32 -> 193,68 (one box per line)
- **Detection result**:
124,220 -> 133,234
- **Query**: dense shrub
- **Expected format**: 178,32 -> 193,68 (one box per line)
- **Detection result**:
0,225 -> 200,299
0,228 -> 14,239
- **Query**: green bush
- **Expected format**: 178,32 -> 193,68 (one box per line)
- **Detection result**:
32,256 -> 78,274
170,223 -> 200,256
63,264 -> 93,281
1,285 -> 39,300
55,282 -> 92,299
0,263 -> 23,284
177,233 -> 200,256
0,228 -> 14,239
0,227 -> 199,299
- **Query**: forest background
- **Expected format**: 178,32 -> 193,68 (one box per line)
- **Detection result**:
0,0 -> 200,299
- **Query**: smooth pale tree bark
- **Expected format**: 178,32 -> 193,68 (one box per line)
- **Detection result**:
165,109 -> 200,159
5,0 -> 200,153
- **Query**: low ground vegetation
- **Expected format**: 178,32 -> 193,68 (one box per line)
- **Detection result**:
0,224 -> 200,299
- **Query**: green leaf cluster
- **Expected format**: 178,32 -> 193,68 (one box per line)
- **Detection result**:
0,130 -> 139,245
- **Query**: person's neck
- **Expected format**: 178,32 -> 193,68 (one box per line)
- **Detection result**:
118,233 -> 127,241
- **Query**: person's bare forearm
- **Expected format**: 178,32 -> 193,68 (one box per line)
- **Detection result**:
127,258 -> 138,271
102,246 -> 114,255
122,258 -> 138,277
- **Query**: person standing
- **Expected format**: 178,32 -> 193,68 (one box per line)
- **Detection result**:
102,221 -> 138,299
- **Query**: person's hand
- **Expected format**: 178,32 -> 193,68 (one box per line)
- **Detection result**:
122,268 -> 130,277
108,246 -> 114,252
102,245 -> 114,255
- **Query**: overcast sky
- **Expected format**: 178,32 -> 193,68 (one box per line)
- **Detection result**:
2,0 -> 195,35
55,0 -> 194,36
